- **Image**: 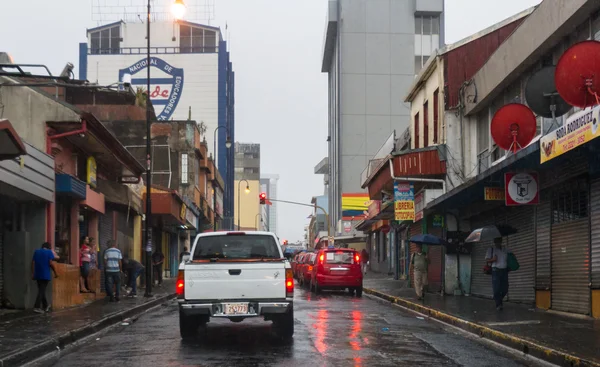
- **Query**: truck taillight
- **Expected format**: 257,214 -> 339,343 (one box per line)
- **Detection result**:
355,254 -> 360,263
319,254 -> 324,264
176,270 -> 185,298
285,269 -> 294,297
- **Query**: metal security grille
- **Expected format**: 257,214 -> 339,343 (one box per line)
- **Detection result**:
550,177 -> 590,315
591,178 -> 600,288
0,231 -> 3,305
536,200 -> 552,290
505,206 -> 535,304
470,211 -> 499,298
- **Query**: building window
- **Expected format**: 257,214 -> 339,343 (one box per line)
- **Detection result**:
90,25 -> 120,54
414,112 -> 420,149
180,25 -> 217,53
433,89 -> 439,144
414,15 -> 440,73
551,179 -> 588,224
423,101 -> 429,148
181,153 -> 189,184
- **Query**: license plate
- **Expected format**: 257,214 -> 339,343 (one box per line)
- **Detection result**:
224,303 -> 248,315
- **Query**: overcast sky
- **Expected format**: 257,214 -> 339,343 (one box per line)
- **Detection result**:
0,0 -> 541,242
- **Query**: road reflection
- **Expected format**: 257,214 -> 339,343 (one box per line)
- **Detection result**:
314,308 -> 328,354
350,309 -> 363,366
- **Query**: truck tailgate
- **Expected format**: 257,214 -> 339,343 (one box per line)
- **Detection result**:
185,262 -> 286,300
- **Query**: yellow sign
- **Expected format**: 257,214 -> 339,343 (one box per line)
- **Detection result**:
180,204 -> 187,221
394,200 -> 415,221
541,105 -> 600,163
86,157 -> 97,188
484,187 -> 505,201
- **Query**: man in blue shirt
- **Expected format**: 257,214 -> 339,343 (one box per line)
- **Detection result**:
31,242 -> 57,313
104,240 -> 123,302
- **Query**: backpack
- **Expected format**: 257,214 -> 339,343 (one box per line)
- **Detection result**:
507,252 -> 520,272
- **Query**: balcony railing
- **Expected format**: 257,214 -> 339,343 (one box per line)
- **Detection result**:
88,46 -> 218,55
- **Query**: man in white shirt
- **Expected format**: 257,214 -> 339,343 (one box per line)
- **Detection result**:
485,237 -> 509,310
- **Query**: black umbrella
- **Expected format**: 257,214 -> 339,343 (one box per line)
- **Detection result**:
465,224 -> 517,243
409,234 -> 447,246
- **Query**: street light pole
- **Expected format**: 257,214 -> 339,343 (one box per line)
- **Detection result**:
213,126 -> 232,231
255,213 -> 261,230
237,179 -> 250,229
143,0 -> 153,298
263,198 -> 330,238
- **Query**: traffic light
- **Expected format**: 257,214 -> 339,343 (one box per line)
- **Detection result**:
282,239 -> 288,245
259,192 -> 266,205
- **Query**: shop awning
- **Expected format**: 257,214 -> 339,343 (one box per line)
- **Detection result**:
143,185 -> 185,228
55,174 -> 87,200
97,179 -> 142,214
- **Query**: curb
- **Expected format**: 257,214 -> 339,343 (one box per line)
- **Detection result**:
0,293 -> 175,367
364,288 -> 600,367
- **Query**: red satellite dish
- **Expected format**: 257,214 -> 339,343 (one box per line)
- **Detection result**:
555,40 -> 600,108
490,103 -> 537,154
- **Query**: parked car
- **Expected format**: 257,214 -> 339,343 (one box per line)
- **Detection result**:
310,248 -> 363,296
291,252 -> 303,279
177,231 -> 294,340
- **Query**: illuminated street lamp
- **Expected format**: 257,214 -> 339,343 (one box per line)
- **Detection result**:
171,0 -> 186,20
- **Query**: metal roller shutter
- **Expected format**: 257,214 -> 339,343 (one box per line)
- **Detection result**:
470,213 -> 497,298
590,178 -> 600,288
535,201 -> 552,290
551,219 -> 590,314
0,231 -> 3,304
505,206 -> 535,304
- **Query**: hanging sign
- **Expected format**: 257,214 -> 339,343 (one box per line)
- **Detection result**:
484,187 -> 505,201
432,214 -> 444,228
414,192 -> 425,222
394,182 -> 415,221
505,172 -> 539,206
180,203 -> 187,221
86,157 -> 97,188
540,104 -> 600,163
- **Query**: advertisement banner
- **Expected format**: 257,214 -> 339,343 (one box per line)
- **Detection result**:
394,182 -> 415,221
484,187 -> 505,201
540,105 -> 600,163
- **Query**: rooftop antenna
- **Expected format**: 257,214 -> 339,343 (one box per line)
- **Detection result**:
555,40 -> 600,108
525,66 -> 570,134
490,103 -> 537,156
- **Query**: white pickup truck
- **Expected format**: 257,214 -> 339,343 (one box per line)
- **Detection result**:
177,231 -> 294,340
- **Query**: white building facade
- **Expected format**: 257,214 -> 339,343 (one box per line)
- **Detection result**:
79,19 -> 236,221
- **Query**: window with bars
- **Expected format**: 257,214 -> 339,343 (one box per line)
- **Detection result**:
180,25 -> 217,53
181,153 -> 189,184
551,179 -> 589,224
90,25 -> 121,54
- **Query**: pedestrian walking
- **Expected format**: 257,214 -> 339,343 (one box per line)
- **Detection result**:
179,247 -> 190,263
31,242 -> 58,313
486,237 -> 509,311
123,256 -> 144,297
104,240 -> 123,302
152,249 -> 165,286
410,243 -> 429,301
79,236 -> 93,293
360,248 -> 369,275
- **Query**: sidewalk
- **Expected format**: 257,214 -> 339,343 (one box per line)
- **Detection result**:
0,279 -> 175,366
363,273 -> 600,367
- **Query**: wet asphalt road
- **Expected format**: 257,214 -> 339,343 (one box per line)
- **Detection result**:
50,287 -> 546,367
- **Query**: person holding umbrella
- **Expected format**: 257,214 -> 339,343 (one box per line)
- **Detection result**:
410,243 -> 429,301
486,237 -> 509,311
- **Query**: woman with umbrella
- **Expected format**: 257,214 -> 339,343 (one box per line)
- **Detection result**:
409,234 -> 444,301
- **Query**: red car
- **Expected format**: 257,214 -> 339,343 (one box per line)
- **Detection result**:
310,249 -> 363,296
293,252 -> 308,279
299,253 -> 317,286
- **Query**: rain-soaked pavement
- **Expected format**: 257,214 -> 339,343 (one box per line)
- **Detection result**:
49,287 -> 546,367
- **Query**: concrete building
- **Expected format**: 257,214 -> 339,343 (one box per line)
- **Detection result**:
78,18 -> 235,227
234,143 -> 260,230
260,174 -> 279,233
321,0 -> 445,233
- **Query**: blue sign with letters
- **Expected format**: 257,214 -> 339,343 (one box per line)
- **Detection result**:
118,57 -> 184,121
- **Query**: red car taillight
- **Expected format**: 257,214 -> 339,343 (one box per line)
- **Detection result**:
176,270 -> 185,298
319,254 -> 324,264
285,269 -> 294,297
355,254 -> 360,263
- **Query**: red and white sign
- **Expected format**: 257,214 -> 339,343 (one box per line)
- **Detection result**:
414,192 -> 425,222
505,172 -> 539,206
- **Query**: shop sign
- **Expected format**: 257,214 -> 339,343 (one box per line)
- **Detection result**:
484,187 -> 505,201
394,182 -> 415,221
414,192 -> 425,222
343,221 -> 352,233
540,104 -> 600,163
432,214 -> 444,228
367,200 -> 381,218
86,157 -> 97,188
505,172 -> 539,206
180,203 -> 187,221
185,208 -> 196,227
